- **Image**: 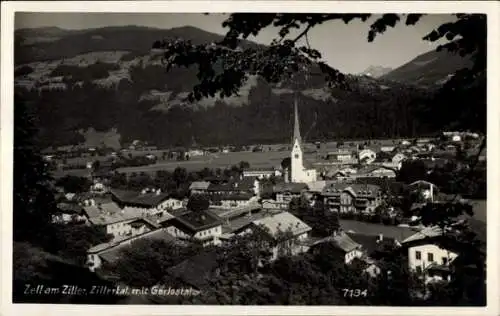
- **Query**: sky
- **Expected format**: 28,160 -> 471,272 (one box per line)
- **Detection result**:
15,12 -> 456,74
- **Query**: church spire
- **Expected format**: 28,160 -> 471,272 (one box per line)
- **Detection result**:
293,94 -> 302,145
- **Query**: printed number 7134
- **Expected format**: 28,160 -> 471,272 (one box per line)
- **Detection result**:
342,288 -> 368,298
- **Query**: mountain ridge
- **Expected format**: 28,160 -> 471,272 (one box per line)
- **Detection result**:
14,25 -> 475,148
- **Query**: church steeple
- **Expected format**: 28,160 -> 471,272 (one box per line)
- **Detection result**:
293,94 -> 302,146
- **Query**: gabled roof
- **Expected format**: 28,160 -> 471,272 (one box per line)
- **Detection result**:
92,229 -> 178,262
56,202 -> 84,214
110,189 -> 171,208
322,183 -> 381,197
307,180 -> 327,193
189,181 -> 210,191
313,232 -> 361,253
340,219 -> 418,242
273,182 -> 308,193
346,232 -> 396,256
167,210 -> 222,233
166,250 -> 219,289
207,178 -> 255,192
401,226 -> 444,244
83,202 -> 139,226
252,211 -> 311,239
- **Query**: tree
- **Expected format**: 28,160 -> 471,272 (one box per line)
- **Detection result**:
55,175 -> 92,193
238,160 -> 250,170
281,157 -> 291,171
172,166 -> 188,187
187,194 -> 210,212
157,13 -> 484,106
109,238 -> 202,287
13,93 -> 57,243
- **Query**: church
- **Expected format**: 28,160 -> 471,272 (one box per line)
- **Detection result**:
288,96 -> 317,184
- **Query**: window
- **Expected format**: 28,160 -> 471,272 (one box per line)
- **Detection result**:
415,251 -> 421,260
442,257 -> 448,265
427,253 -> 434,262
416,266 -> 422,274
294,154 -> 299,159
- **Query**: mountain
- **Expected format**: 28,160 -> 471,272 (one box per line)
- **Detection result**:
14,25 -> 475,148
359,65 -> 393,78
381,48 -> 473,87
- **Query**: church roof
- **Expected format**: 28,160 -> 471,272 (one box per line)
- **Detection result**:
292,95 -> 302,146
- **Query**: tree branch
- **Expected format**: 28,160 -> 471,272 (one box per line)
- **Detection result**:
292,24 -> 313,44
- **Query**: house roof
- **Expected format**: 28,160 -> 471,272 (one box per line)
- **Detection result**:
189,181 -> 210,191
213,193 -> 254,201
401,226 -> 445,244
346,232 -> 396,256
357,165 -> 396,175
207,178 -> 255,192
313,232 -> 361,253
166,250 -> 219,289
97,229 -> 178,263
83,202 -> 139,226
352,178 -> 407,195
243,168 -> 276,173
56,202 -> 84,214
322,183 -> 381,197
307,180 -> 327,193
221,211 -> 271,234
273,182 -> 309,193
340,219 -> 418,242
167,210 -> 222,233
252,211 -> 311,239
111,189 -> 171,208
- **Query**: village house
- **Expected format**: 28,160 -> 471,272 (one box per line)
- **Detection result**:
205,176 -> 260,200
380,146 -> 396,153
162,209 -> 223,247
358,148 -> 377,164
188,181 -> 211,195
83,201 -> 158,239
309,231 -> 364,264
110,188 -> 182,217
212,193 -> 256,209
325,150 -> 357,164
273,182 -> 309,204
242,168 -> 282,179
86,228 -> 177,272
401,226 -> 460,284
52,202 -> 88,224
355,165 -> 397,179
166,250 -> 219,290
238,211 -> 312,261
322,183 -> 382,214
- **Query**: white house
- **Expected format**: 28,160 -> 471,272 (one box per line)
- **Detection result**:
238,211 -> 312,261
52,202 -> 88,224
402,226 -> 459,284
83,201 -> 159,239
111,188 -> 182,216
392,153 -> 407,165
290,97 -> 317,184
358,149 -> 377,164
310,231 -> 364,264
243,168 -> 282,179
162,210 -> 223,247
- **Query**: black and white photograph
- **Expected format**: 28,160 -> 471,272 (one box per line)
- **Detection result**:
1,1 -> 499,314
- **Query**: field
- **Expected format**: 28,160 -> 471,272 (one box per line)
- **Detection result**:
115,151 -> 292,175
53,137 -> 417,178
